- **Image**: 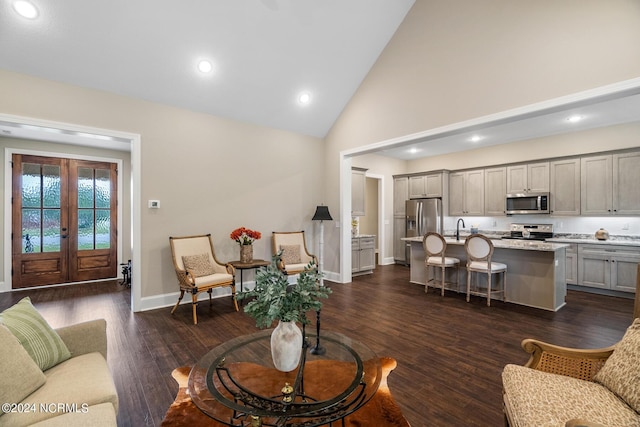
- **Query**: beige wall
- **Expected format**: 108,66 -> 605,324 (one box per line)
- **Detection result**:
324,0 -> 640,277
0,70 -> 324,303
360,177 -> 379,241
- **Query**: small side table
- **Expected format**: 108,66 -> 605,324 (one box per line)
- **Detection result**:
229,259 -> 270,292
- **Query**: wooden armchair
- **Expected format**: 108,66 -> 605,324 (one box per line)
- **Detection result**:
503,338 -> 619,427
169,234 -> 238,324
271,231 -> 317,275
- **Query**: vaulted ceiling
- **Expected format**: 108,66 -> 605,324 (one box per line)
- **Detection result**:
0,0 -> 415,138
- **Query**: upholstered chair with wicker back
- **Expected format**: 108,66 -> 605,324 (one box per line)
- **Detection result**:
169,234 -> 238,324
271,231 -> 317,276
503,318 -> 640,426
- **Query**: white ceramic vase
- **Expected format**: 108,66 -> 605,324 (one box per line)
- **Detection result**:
270,320 -> 303,372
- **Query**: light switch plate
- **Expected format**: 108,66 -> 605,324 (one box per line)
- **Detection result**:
148,200 -> 160,209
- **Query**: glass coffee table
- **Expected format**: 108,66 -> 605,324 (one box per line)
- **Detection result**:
188,329 -> 382,426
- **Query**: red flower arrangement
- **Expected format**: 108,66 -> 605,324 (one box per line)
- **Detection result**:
230,227 -> 262,246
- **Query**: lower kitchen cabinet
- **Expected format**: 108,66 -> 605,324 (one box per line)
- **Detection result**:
565,244 -> 578,285
577,244 -> 640,292
393,217 -> 406,263
352,236 -> 376,275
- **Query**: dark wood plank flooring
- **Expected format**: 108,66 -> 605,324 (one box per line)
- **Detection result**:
0,264 -> 634,426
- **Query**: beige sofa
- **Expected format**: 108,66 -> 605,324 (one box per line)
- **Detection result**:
0,319 -> 118,427
502,319 -> 640,427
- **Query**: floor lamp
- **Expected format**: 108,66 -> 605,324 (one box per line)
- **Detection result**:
311,205 -> 332,355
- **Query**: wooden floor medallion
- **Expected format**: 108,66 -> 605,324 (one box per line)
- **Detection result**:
161,357 -> 411,426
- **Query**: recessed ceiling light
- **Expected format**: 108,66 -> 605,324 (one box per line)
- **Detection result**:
197,60 -> 213,73
298,92 -> 311,105
566,115 -> 583,123
408,147 -> 420,154
469,135 -> 483,143
13,0 -> 38,19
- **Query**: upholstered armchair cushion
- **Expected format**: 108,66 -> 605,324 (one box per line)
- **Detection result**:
0,297 -> 71,371
594,318 -> 640,412
502,364 -> 639,426
182,253 -> 217,277
0,324 -> 46,408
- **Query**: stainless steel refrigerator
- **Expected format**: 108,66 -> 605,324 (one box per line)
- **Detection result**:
405,198 -> 443,264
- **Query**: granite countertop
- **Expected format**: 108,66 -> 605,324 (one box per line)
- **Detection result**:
352,234 -> 376,238
546,237 -> 640,247
401,236 -> 569,252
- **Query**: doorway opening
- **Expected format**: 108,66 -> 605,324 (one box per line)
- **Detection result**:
12,154 -> 118,289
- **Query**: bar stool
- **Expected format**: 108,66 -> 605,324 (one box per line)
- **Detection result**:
464,234 -> 507,306
423,232 -> 460,296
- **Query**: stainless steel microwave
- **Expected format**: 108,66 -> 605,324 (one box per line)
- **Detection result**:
505,192 -> 550,215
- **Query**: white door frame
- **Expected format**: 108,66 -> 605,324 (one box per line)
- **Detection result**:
0,113 -> 142,312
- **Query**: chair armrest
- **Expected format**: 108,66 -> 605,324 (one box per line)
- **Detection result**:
56,319 -> 108,360
522,338 -> 615,381
225,263 -> 236,276
176,268 -> 196,288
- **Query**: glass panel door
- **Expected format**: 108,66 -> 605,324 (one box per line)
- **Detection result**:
12,155 -> 69,288
12,155 -> 118,288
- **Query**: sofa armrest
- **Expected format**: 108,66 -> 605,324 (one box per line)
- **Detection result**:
521,338 -> 615,381
565,419 -> 607,427
56,319 -> 108,360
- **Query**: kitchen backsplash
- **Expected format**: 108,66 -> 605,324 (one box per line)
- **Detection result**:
443,215 -> 640,238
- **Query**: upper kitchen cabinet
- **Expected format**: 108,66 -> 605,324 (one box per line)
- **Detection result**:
613,151 -> 640,215
506,162 -> 549,194
351,167 -> 367,217
581,151 -> 640,215
550,158 -> 581,215
484,167 -> 507,216
408,171 -> 448,199
450,169 -> 484,216
393,176 -> 409,216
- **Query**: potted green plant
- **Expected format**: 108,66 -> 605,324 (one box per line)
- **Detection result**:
237,252 -> 332,371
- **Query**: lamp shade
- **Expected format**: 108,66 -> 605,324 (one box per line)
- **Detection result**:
312,205 -> 333,221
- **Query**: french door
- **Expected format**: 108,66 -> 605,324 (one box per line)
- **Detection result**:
12,154 -> 118,289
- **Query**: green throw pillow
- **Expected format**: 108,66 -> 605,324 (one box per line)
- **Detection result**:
0,297 -> 71,371
0,325 -> 46,409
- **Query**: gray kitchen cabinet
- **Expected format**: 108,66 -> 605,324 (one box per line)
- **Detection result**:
393,217 -> 406,263
506,162 -> 549,193
393,176 -> 409,216
577,244 -> 640,292
582,152 -> 640,215
581,155 -> 612,215
409,172 -> 445,199
484,167 -> 507,216
565,243 -> 578,285
351,167 -> 367,216
450,170 -> 484,216
550,158 -> 581,215
613,151 -> 640,215
393,176 -> 409,264
352,236 -> 375,275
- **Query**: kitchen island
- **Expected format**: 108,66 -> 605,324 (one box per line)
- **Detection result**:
402,236 -> 570,311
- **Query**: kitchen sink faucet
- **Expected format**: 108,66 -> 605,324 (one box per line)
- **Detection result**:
456,218 -> 465,241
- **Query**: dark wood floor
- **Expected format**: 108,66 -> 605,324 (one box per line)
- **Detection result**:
0,265 -> 634,427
